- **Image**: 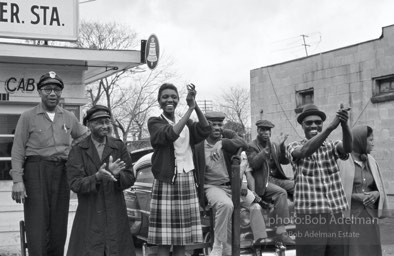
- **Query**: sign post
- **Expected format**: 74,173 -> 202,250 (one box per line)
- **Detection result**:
145,34 -> 159,70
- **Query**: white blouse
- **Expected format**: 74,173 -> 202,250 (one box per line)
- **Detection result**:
162,114 -> 194,173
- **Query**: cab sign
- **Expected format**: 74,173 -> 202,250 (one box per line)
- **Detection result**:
145,34 -> 159,70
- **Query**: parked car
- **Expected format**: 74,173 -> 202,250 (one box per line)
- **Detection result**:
124,149 -> 296,256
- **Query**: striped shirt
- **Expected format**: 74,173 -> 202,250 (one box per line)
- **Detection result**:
287,139 -> 349,214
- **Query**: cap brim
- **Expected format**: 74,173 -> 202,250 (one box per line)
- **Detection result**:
89,114 -> 111,121
206,118 -> 225,122
297,111 -> 326,124
38,78 -> 63,88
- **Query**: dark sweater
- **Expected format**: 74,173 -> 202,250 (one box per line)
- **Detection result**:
148,115 -> 211,183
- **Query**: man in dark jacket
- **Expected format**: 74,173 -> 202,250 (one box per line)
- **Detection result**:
66,105 -> 136,256
248,120 -> 294,197
246,120 -> 295,246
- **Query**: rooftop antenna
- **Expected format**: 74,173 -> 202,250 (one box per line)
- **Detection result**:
301,34 -> 310,56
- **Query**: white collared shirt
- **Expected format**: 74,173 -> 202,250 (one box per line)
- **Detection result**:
161,114 -> 194,173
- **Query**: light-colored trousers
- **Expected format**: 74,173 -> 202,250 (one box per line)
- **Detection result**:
205,185 -> 267,245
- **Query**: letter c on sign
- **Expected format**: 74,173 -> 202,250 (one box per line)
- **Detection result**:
5,77 -> 17,93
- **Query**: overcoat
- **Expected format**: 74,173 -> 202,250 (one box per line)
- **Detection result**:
338,154 -> 388,218
66,135 -> 136,256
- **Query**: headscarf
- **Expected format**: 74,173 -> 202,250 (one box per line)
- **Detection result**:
352,125 -> 372,162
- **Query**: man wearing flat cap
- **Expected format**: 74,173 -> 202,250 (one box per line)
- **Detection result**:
195,111 -> 267,256
66,104 -> 136,256
286,104 -> 352,256
250,120 -> 294,196
246,119 -> 295,245
10,71 -> 88,256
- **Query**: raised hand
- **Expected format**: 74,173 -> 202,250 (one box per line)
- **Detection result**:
186,83 -> 197,109
278,132 -> 289,146
338,103 -> 351,126
107,155 -> 126,177
95,163 -> 117,182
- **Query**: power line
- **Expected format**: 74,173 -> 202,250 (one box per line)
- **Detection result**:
266,68 -> 302,139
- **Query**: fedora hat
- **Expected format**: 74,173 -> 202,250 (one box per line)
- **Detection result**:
297,104 -> 326,124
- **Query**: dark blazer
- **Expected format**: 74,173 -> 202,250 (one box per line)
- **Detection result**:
246,138 -> 289,195
194,129 -> 247,207
66,135 -> 135,256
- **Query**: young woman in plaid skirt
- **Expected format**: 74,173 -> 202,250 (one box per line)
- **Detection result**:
147,83 -> 211,256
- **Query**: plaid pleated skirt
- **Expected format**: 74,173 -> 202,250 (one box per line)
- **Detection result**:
147,171 -> 203,245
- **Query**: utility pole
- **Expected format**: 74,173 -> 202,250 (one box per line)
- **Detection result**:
301,34 -> 310,56
197,100 -> 213,113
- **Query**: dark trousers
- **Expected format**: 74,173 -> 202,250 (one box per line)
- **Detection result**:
296,213 -> 346,256
268,176 -> 295,197
23,159 -> 70,256
261,182 -> 290,221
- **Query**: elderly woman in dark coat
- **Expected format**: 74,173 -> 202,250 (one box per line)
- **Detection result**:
66,105 -> 136,256
338,125 -> 388,256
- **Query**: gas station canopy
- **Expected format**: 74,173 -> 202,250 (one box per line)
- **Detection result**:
0,41 -> 142,84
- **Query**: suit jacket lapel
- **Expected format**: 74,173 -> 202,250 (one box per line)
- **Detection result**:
101,136 -> 119,163
101,144 -> 112,163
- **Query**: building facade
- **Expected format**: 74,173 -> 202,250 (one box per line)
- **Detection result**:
0,41 -> 142,254
250,25 -> 394,200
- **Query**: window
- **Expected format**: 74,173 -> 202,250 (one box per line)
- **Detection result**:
0,93 -> 9,101
295,88 -> 314,113
0,115 -> 19,180
371,76 -> 394,103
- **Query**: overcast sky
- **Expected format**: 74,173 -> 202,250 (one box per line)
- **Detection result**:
80,0 -> 394,100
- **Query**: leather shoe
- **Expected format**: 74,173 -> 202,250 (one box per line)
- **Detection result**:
253,238 -> 267,247
275,232 -> 295,246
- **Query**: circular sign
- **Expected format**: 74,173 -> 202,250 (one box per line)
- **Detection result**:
145,34 -> 160,70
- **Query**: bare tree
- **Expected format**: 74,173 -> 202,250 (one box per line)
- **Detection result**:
75,21 -> 138,50
219,85 -> 250,133
78,20 -> 178,141
25,20 -> 178,142
111,57 -> 177,141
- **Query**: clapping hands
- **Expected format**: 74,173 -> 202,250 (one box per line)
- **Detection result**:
186,83 -> 197,109
95,156 -> 126,182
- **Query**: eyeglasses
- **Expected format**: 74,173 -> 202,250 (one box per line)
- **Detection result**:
303,120 -> 323,126
40,88 -> 63,96
91,119 -> 112,126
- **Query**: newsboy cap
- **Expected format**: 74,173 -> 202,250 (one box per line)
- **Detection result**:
37,71 -> 64,90
256,120 -> 275,128
83,105 -> 111,126
205,111 -> 226,122
297,104 -> 326,124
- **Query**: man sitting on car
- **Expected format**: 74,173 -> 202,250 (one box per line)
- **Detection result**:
195,111 -> 268,256
246,120 -> 295,246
